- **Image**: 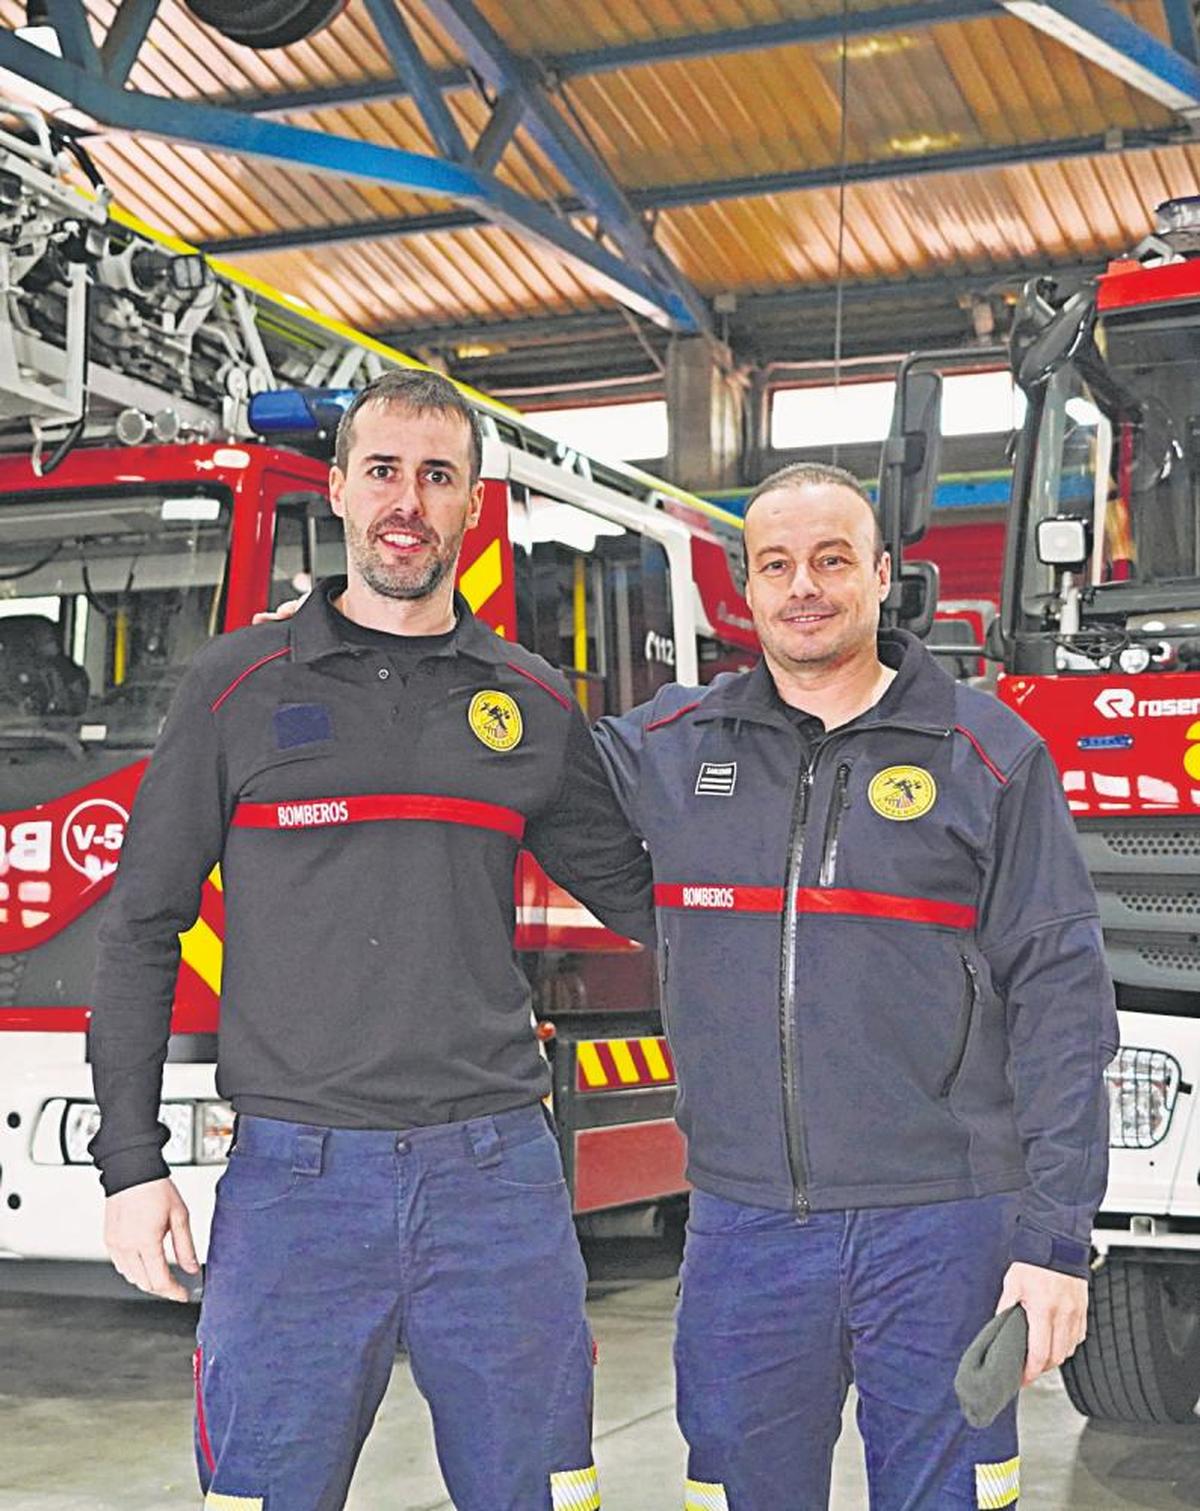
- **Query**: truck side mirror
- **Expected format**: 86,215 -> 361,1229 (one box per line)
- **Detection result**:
897,559 -> 939,639
1011,284 -> 1095,391
878,368 -> 943,550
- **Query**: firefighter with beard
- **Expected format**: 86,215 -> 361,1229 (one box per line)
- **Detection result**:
89,370 -> 654,1511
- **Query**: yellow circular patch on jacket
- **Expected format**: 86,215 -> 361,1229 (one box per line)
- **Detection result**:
468,690 -> 523,751
868,765 -> 937,821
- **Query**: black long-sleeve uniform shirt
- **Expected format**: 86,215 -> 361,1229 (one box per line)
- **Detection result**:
89,585 -> 655,1195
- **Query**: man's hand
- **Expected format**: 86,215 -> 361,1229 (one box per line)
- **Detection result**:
996,1260 -> 1088,1384
104,1177 -> 200,1302
251,595 -> 305,626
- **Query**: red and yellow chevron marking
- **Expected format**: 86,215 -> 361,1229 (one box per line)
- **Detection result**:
456,479 -> 517,637
174,866 -> 224,1033
576,1036 -> 675,1092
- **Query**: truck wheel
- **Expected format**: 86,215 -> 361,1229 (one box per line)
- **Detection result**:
1062,1259 -> 1200,1423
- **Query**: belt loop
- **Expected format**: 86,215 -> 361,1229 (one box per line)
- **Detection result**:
292,1127 -> 328,1177
468,1117 -> 502,1168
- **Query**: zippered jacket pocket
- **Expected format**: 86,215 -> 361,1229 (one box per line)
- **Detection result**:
818,763 -> 852,888
939,956 -> 979,1099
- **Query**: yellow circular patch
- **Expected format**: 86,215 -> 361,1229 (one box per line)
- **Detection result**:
868,765 -> 937,821
468,690 -> 523,752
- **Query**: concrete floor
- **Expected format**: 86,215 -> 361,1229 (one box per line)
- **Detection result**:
2,1240 -> 1200,1509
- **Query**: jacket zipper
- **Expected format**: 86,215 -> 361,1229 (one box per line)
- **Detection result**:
779,754 -> 815,1220
818,762 -> 852,888
778,721 -> 950,1220
939,956 -> 980,1099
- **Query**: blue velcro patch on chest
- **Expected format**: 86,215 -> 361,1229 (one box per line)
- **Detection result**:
274,703 -> 334,749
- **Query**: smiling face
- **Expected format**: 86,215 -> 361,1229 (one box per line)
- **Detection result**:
328,399 -> 483,603
744,481 -> 890,676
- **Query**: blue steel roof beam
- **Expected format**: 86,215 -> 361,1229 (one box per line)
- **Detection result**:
360,0 -> 467,162
418,0 -> 714,340
100,0 -> 161,85
0,32 -> 698,330
44,0 -> 103,74
1001,0 -> 1200,115
200,125 -> 1184,256
220,1 -> 999,118
1160,0 -> 1199,64
471,88 -> 523,172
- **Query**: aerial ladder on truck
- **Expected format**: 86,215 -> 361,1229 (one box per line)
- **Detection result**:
0,104 -> 756,1287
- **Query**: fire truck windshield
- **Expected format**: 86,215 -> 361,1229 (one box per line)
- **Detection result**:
0,487 -> 230,750
1019,300 -> 1200,624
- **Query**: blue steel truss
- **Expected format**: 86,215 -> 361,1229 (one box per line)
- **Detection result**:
224,1 -> 999,118
201,125 -> 1184,257
0,29 -> 702,330
417,0 -> 713,338
9,0 -> 1200,342
999,0 -> 1200,111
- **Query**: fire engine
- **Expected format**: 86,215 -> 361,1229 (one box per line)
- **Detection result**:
898,195 -> 1200,1424
0,107 -> 757,1286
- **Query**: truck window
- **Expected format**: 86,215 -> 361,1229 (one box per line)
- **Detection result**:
271,504 -> 345,609
1019,303 -> 1200,620
510,491 -> 675,719
0,488 -> 230,749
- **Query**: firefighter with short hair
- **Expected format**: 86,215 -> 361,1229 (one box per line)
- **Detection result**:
89,369 -> 654,1511
595,462 -> 1118,1511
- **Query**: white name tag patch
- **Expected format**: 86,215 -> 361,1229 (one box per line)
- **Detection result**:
695,761 -> 737,796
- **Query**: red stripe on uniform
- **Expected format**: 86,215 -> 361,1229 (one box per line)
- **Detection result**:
654,883 -> 785,912
954,725 -> 1008,785
505,661 -> 572,710
210,647 -> 289,712
230,792 -> 527,840
646,701 -> 701,732
796,888 -> 977,929
193,1348 -> 216,1474
655,883 -> 975,929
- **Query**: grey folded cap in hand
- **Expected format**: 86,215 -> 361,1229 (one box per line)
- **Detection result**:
954,1304 -> 1028,1429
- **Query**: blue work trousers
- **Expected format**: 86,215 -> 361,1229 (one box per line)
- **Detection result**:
676,1190 -> 1021,1511
193,1105 -> 597,1511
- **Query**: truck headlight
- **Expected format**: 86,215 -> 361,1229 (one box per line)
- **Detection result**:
53,1099 -> 233,1165
1105,1047 -> 1181,1149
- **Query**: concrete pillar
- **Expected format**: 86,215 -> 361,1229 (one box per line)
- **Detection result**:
664,336 -> 744,494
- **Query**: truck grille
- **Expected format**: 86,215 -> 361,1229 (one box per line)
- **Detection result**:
1077,817 -> 1200,991
0,953 -> 26,1007
1079,819 -> 1200,864
1108,884 -> 1200,920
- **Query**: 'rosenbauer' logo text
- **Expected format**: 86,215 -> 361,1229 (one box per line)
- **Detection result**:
1094,688 -> 1200,721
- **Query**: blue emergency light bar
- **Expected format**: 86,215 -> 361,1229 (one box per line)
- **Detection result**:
248,387 -> 356,437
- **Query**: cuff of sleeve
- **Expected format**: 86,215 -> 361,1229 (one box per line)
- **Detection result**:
97,1146 -> 171,1197
1010,1221 -> 1091,1278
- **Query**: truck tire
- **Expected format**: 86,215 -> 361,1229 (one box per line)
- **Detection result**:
1062,1258 -> 1200,1423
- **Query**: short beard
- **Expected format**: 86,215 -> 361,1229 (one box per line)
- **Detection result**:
346,519 -> 465,602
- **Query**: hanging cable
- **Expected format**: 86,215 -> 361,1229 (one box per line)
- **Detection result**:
830,0 -> 851,468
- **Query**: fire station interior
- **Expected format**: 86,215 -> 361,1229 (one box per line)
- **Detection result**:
2,2 -> 1200,1508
